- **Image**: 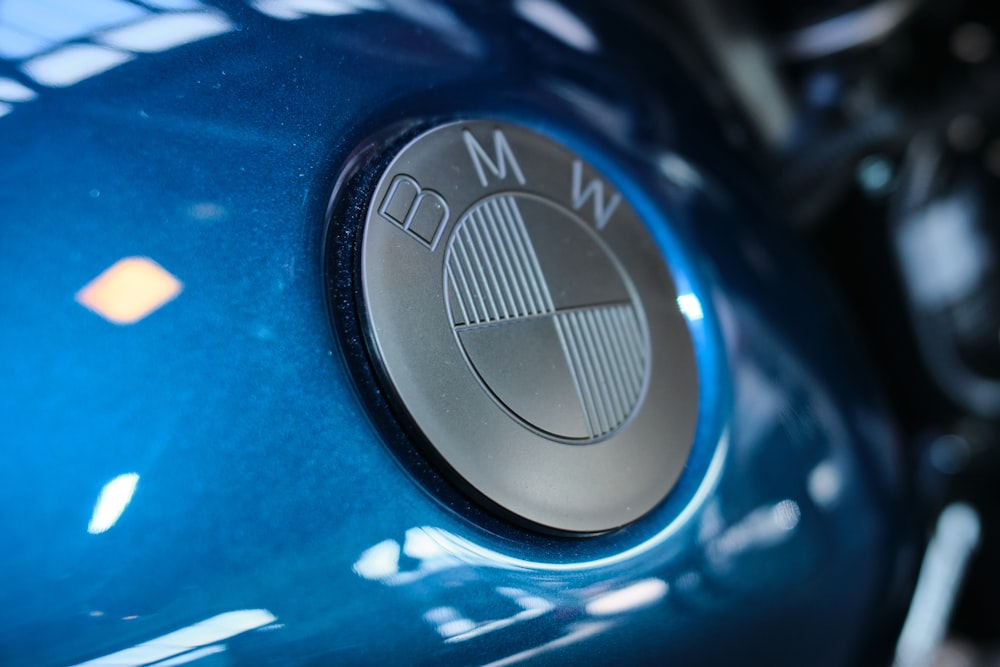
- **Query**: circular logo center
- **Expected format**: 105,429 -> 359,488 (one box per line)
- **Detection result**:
444,193 -> 649,442
355,120 -> 699,533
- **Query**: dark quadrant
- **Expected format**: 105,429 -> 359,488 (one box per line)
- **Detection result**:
457,315 -> 590,440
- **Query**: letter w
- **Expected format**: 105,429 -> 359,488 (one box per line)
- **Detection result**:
463,129 -> 526,188
572,160 -> 621,230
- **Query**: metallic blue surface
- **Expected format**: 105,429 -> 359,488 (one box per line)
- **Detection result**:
0,1 -> 906,665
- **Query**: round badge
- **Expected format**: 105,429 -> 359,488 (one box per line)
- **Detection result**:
359,120 -> 698,533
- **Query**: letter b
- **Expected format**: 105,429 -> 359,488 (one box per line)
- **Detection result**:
378,175 -> 450,251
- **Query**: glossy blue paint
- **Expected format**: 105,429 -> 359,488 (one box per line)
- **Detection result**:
0,1 -> 907,665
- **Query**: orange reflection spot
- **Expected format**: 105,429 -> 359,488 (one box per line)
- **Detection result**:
76,257 -> 183,325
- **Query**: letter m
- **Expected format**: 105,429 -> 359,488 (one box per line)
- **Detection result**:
462,129 -> 526,188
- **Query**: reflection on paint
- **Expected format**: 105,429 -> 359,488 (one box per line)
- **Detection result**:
76,256 -> 183,325
807,460 -> 843,507
87,472 -> 139,535
187,201 -> 227,221
0,0 -> 372,122
584,578 -> 668,616
895,503 -> 981,667
676,293 -> 704,322
424,606 -> 476,639
353,527 -> 463,585
22,44 -> 134,88
251,0 -> 380,21
72,609 -> 276,667
548,81 -> 631,139
708,499 -> 801,563
674,571 -> 701,592
0,0 -> 146,60
98,11 -> 233,53
353,538 -> 402,580
0,77 -> 36,101
513,0 -> 599,53
480,621 -> 614,667
439,588 -> 554,644
658,152 -> 703,189
356,533 -> 557,646
149,644 -> 226,667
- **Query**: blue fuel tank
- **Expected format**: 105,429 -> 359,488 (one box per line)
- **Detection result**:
0,1 -> 908,665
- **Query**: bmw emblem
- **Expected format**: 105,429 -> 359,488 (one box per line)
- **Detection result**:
356,120 -> 698,533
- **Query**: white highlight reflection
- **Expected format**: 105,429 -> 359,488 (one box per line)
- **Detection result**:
140,0 -> 207,11
0,77 -> 37,102
585,578 -> 668,616
149,644 -> 226,667
352,527 -> 464,585
99,12 -> 233,53
73,609 -> 276,667
514,0 -> 598,53
0,102 -> 11,119
441,587 -> 554,644
0,0 -> 146,59
481,621 -> 613,667
251,0 -> 372,20
807,460 -> 843,507
88,473 -> 139,535
22,44 -> 134,88
352,538 -> 401,580
676,293 -> 704,321
658,152 -> 703,189
424,606 -> 476,638
894,504 -> 981,667
708,499 -> 801,563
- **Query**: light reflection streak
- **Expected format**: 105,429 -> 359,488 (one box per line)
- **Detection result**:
658,152 -> 704,189
22,43 -> 134,88
707,499 -> 801,564
144,0 -> 206,9
352,527 -> 465,585
423,606 -> 476,638
584,578 -> 668,616
251,0 -> 379,20
894,504 -> 981,667
0,77 -> 36,101
0,0 -> 380,122
441,588 -> 554,644
88,472 -> 139,535
480,621 -> 615,667
0,23 -> 49,60
0,0 -> 146,59
73,610 -> 276,667
513,0 -> 599,53
780,0 -> 922,60
147,644 -> 225,667
98,11 -> 233,53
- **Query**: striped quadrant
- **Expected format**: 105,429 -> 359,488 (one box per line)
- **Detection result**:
553,303 -> 647,438
447,195 -> 554,326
